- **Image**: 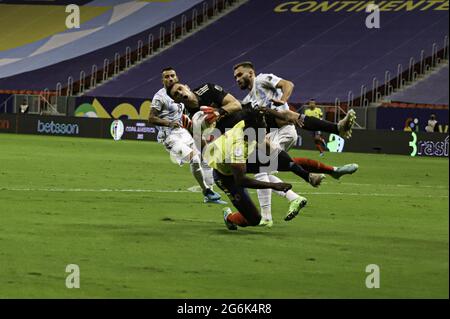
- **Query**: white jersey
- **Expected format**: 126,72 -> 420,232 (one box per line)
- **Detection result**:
242,73 -> 290,112
151,88 -> 185,142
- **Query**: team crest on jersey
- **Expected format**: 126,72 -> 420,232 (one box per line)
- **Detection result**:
234,146 -> 243,158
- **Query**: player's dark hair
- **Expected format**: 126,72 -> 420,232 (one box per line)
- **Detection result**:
162,66 -> 176,73
233,61 -> 255,71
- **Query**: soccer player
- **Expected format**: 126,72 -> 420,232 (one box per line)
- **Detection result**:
199,114 -> 326,230
304,99 -> 328,156
165,81 -> 242,132
233,61 -> 358,224
167,82 -> 359,224
167,82 -> 327,223
148,67 -> 223,203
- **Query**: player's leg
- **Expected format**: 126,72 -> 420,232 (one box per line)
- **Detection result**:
268,118 -> 357,181
248,147 -> 325,187
181,129 -> 222,202
201,160 -> 214,189
190,155 -> 222,203
277,150 -> 322,185
247,147 -> 314,220
267,174 -> 307,221
274,124 -> 298,152
291,157 -> 358,179
313,131 -> 327,156
166,129 -> 222,202
253,127 -> 297,226
267,125 -> 332,177
267,125 -> 306,205
189,154 -> 211,191
213,170 -> 261,229
271,126 -> 357,180
300,110 -> 356,138
252,131 -> 281,225
254,172 -> 273,226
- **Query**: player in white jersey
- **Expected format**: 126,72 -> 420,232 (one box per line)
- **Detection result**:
239,66 -> 298,150
148,67 -> 223,203
233,61 -> 358,226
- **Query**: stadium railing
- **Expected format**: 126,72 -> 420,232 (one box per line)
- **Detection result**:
0,0 -> 241,99
316,35 -> 449,129
55,0 -> 239,98
350,35 -> 449,109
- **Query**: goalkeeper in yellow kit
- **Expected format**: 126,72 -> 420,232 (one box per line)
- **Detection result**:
201,115 -> 324,230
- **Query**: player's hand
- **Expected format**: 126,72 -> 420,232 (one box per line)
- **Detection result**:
272,182 -> 292,192
271,99 -> 286,106
200,106 -> 219,124
168,121 -> 181,129
296,114 -> 305,128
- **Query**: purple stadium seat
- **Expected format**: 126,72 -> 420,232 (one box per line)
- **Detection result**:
388,65 -> 449,105
87,0 -> 449,103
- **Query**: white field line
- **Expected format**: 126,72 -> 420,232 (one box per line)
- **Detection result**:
0,187 -> 447,198
285,181 -> 449,189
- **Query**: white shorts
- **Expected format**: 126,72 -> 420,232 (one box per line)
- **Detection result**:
162,128 -> 199,165
265,124 -> 298,152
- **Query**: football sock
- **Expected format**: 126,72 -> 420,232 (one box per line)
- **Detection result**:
276,150 -> 310,182
190,156 -> 208,192
315,139 -> 326,153
255,172 -> 272,221
268,174 -> 300,202
201,161 -> 215,189
292,157 -> 335,174
227,212 -> 249,227
301,115 -> 339,134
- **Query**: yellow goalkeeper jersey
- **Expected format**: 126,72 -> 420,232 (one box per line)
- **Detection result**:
203,120 -> 257,176
304,107 -> 323,119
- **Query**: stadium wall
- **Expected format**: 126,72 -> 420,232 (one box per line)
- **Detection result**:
297,130 -> 449,158
376,106 -> 449,132
0,114 -> 448,158
0,114 -> 157,141
73,96 -> 150,119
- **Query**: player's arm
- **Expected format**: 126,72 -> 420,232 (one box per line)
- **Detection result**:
203,88 -> 242,122
230,163 -> 292,192
276,79 -> 294,103
148,100 -> 180,128
272,79 -> 294,105
220,93 -> 242,115
259,107 -> 303,127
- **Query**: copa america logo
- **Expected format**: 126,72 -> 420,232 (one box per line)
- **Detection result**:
110,120 -> 124,141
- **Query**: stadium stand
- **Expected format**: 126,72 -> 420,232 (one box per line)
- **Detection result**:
0,0 -> 227,92
386,64 -> 449,105
86,0 -> 449,104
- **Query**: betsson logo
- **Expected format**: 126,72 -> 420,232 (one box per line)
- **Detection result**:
37,120 -> 79,135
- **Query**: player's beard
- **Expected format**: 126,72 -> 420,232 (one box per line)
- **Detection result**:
239,77 -> 251,90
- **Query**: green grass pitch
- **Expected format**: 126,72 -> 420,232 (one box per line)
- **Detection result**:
0,133 -> 448,298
